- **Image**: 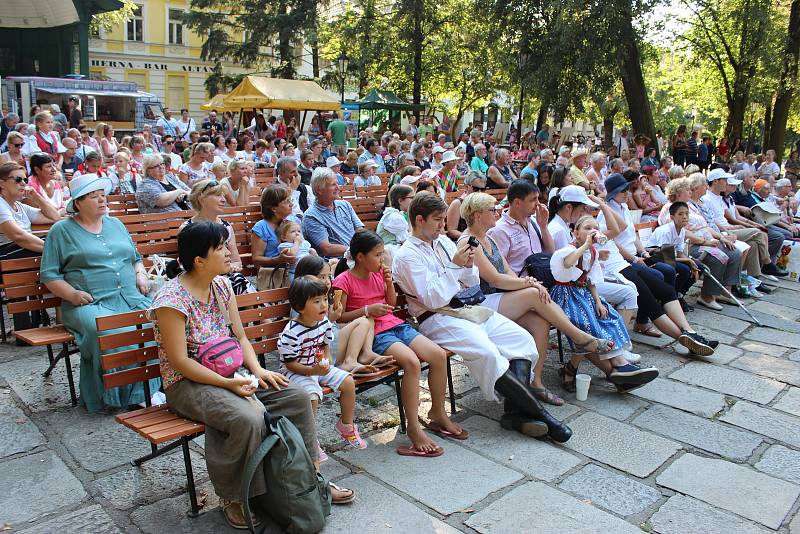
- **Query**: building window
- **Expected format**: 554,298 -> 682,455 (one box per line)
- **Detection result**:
168,9 -> 184,45
127,5 -> 143,42
167,75 -> 187,111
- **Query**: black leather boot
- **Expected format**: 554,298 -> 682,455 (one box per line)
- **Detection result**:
495,367 -> 573,443
503,359 -> 532,413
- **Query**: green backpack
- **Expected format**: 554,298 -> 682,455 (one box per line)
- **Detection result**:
241,412 -> 331,534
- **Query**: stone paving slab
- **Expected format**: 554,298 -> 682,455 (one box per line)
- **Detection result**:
0,450 -> 87,524
558,463 -> 662,517
457,415 -> 582,482
649,494 -> 773,534
564,412 -> 682,477
326,474 -> 460,533
656,453 -> 800,529
464,481 -> 642,534
760,291 -> 800,310
632,405 -> 762,461
631,378 -> 727,417
731,353 -> 800,386
792,512 -> 800,534
569,382 -> 648,420
788,349 -> 800,362
713,305 -> 800,333
335,427 -> 523,515
93,448 -> 209,510
720,401 -> 800,448
738,340 -> 789,357
744,326 -> 800,348
701,343 -> 743,365
688,309 -> 751,335
669,361 -> 784,404
750,299 -> 800,320
0,354 -> 79,412
40,408 -> 153,473
17,505 -> 123,534
773,387 -> 800,417
0,387 -> 46,459
754,444 -> 800,486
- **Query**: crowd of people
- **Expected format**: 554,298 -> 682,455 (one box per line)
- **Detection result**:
4,101 -> 800,528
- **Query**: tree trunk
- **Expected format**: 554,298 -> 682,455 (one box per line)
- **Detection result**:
726,92 -> 747,141
615,0 -> 657,152
410,0 -> 424,106
535,101 -> 548,135
276,1 -> 293,78
763,100 -> 773,151
766,0 -> 800,163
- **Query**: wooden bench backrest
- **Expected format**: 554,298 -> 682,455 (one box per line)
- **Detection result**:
635,220 -> 659,243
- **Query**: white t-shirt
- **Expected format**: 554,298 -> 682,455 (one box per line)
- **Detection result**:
179,161 -> 212,185
647,221 -> 686,254
0,197 -> 41,245
550,245 -> 604,285
701,190 -> 728,228
354,175 -> 381,187
547,214 -> 572,250
176,118 -> 196,141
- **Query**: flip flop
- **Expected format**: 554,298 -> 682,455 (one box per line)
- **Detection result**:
396,444 -> 444,458
634,324 -> 663,338
329,482 -> 355,504
424,421 -> 469,440
345,363 -> 380,377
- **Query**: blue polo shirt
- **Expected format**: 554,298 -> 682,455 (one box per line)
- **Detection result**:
302,200 -> 364,253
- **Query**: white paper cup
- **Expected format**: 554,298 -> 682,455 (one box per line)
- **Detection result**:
575,373 -> 591,401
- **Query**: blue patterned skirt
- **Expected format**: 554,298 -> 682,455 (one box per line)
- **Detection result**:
549,284 -> 631,355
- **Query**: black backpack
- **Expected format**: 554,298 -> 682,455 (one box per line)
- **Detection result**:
519,222 -> 555,288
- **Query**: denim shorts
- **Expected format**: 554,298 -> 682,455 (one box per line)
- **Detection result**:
372,323 -> 420,354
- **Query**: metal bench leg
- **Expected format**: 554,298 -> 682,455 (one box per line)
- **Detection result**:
46,344 -> 55,366
557,330 -> 565,364
131,438 -> 184,466
394,376 -> 406,434
446,357 -> 456,414
0,298 -> 6,344
43,343 -> 69,377
182,436 -> 200,518
64,346 -> 77,406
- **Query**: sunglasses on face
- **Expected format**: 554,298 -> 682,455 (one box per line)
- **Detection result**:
12,143 -> 23,148
165,141 -> 174,145
147,163 -> 166,171
471,185 -> 487,192
11,176 -> 28,184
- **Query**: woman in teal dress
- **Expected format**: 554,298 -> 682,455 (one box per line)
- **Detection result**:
41,174 -> 160,412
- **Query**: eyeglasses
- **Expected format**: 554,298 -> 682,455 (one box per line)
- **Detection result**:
12,143 -> 23,148
11,176 -> 28,184
165,141 -> 174,145
202,180 -> 219,193
146,163 -> 166,171
471,185 -> 488,192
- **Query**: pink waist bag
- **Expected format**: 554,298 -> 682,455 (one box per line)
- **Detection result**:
197,337 -> 243,378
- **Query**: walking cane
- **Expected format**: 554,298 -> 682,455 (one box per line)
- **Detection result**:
697,253 -> 762,326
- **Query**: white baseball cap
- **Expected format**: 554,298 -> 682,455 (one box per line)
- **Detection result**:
707,168 -> 733,182
325,156 -> 342,168
432,146 -> 445,154
558,185 -> 599,208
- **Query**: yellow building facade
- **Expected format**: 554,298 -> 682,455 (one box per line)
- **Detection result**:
88,1 -> 247,117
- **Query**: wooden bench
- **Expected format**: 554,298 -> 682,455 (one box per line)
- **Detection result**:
0,257 -> 79,405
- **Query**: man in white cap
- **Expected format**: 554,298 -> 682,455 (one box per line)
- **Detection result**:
437,150 -> 460,193
430,145 -> 446,172
326,155 -> 347,185
702,168 -> 773,283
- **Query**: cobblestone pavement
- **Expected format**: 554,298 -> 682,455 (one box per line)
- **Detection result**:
2,280 -> 800,533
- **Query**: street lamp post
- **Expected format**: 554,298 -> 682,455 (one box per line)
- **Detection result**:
336,51 -> 349,104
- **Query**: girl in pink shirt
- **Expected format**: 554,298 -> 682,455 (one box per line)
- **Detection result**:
333,231 -> 467,456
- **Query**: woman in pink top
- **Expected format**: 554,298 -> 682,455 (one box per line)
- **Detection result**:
332,231 -> 466,456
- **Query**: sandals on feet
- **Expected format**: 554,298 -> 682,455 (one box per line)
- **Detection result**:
634,323 -> 663,337
220,499 -> 260,530
424,420 -> 469,440
531,386 -> 565,406
329,482 -> 356,504
574,337 -> 615,355
558,361 -> 578,393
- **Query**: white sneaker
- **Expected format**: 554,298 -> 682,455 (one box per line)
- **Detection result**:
622,350 -> 641,364
763,274 -> 779,282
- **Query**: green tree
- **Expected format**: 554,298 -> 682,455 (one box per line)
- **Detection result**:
90,0 -> 137,32
766,0 -> 800,160
184,0 -> 317,83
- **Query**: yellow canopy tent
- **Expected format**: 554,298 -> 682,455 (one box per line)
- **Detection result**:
223,76 -> 340,111
200,93 -> 234,112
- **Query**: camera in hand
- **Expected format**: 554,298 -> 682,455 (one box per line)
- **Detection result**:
467,236 -> 480,248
